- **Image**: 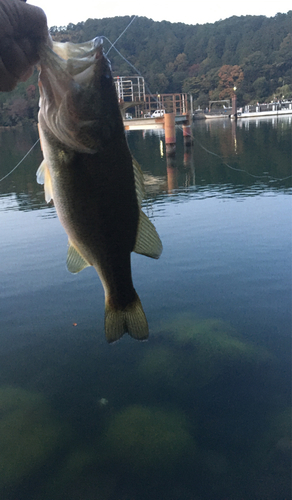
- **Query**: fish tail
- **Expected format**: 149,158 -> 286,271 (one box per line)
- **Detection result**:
105,292 -> 149,343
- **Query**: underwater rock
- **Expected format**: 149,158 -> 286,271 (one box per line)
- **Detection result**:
138,346 -> 180,386
44,447 -> 115,500
163,315 -> 271,364
0,386 -> 64,488
139,317 -> 271,391
254,407 -> 292,462
248,407 -> 291,498
103,404 -> 194,474
138,341 -> 215,391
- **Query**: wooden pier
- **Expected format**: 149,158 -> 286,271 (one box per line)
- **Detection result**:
123,114 -> 189,131
115,75 -> 192,116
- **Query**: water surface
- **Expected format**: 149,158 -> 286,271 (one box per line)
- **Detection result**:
0,118 -> 291,499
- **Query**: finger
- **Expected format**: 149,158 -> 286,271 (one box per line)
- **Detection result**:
0,36 -> 30,79
16,2 -> 48,41
0,0 -> 48,44
0,57 -> 18,91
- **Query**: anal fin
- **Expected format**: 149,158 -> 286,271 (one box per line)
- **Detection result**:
134,210 -> 163,259
67,241 -> 90,274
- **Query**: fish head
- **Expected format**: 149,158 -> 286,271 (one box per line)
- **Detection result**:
38,37 -> 123,154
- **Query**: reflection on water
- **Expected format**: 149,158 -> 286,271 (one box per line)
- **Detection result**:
0,126 -> 47,213
0,118 -> 291,499
127,116 -> 292,205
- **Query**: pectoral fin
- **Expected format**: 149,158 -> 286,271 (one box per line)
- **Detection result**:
67,241 -> 90,274
36,160 -> 53,203
134,210 -> 163,259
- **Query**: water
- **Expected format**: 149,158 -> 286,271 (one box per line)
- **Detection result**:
0,118 -> 291,500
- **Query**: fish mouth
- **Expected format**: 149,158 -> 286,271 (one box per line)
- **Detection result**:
93,39 -> 112,80
38,36 -> 112,85
37,36 -> 117,153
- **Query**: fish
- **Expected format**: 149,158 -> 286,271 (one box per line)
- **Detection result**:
36,37 -> 162,343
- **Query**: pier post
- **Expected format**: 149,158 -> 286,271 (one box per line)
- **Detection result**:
164,113 -> 176,156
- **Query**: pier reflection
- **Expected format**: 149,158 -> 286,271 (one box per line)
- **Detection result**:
0,118 -> 291,215
166,155 -> 178,192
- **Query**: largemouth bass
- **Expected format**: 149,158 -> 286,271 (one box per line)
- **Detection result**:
37,37 -> 162,343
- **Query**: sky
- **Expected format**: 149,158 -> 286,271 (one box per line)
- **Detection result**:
30,0 -> 291,28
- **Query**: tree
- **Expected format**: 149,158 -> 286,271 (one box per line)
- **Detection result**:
218,65 -> 244,99
1,11 -> 292,126
253,77 -> 269,101
182,76 -> 201,96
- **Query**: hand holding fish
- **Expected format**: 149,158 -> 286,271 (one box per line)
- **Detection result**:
0,0 -> 48,91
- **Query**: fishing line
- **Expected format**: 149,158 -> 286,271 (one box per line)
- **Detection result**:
105,15 -> 137,56
103,16 -> 160,103
103,17 -> 291,184
177,125 -> 292,182
2,18 -> 290,186
0,17 -> 139,183
104,38 -> 158,101
0,138 -> 40,183
106,28 -> 292,183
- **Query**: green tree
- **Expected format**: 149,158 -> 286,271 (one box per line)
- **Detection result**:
253,77 -> 269,101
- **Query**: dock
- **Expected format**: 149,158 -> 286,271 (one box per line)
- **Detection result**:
123,114 -> 189,131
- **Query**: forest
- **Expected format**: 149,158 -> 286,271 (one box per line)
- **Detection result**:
0,11 -> 291,126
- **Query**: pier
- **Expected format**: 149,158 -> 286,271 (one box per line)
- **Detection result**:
123,114 -> 189,130
115,75 -> 192,129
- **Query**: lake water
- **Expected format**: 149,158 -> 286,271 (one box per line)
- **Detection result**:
0,117 -> 291,500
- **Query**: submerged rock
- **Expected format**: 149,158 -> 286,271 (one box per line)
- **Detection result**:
166,315 -> 271,366
248,407 -> 292,498
139,316 -> 272,391
168,316 -> 262,357
0,386 -> 64,488
103,404 -> 194,474
138,346 -> 180,385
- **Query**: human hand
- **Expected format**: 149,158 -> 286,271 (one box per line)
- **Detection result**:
0,0 -> 48,91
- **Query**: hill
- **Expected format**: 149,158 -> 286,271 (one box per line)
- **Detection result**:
1,12 -> 291,125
